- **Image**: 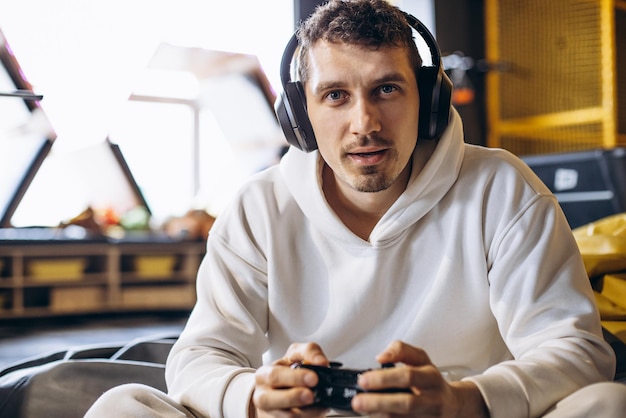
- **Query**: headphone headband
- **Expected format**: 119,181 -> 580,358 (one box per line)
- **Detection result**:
280,34 -> 300,87
275,12 -> 453,152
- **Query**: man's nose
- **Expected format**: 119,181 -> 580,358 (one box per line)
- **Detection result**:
349,98 -> 381,136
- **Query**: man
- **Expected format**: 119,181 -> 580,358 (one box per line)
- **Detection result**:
86,0 -> 626,417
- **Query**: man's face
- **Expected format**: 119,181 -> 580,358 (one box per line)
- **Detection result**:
304,40 -> 420,194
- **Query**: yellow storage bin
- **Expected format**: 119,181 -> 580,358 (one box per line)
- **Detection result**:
26,258 -> 87,282
134,255 -> 177,279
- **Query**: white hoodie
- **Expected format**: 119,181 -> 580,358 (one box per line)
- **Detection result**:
165,109 -> 615,418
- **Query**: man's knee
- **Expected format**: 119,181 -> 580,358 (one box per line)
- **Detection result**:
588,382 -> 626,414
85,383 -> 187,418
555,381 -> 626,418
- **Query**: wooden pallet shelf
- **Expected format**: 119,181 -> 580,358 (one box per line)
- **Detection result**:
0,240 -> 205,318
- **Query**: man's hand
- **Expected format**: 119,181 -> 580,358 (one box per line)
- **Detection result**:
252,342 -> 330,417
351,341 -> 489,418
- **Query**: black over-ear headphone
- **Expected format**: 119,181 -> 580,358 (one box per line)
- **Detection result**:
275,12 -> 453,153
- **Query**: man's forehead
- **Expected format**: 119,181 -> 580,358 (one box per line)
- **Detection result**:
307,39 -> 410,57
305,41 -> 416,86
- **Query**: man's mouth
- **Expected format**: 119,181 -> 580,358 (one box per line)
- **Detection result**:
353,150 -> 385,157
348,149 -> 387,164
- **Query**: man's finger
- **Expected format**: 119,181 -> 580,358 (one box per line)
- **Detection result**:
284,342 -> 329,366
256,364 -> 318,389
376,340 -> 433,366
253,386 -> 315,411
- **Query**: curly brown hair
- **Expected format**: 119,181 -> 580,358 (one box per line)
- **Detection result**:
296,0 -> 423,82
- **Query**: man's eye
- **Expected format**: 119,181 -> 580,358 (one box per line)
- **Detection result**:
380,85 -> 397,94
326,91 -> 344,101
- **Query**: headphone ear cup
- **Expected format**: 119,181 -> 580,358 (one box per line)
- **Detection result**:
418,66 -> 452,139
275,81 -> 318,152
436,71 -> 453,136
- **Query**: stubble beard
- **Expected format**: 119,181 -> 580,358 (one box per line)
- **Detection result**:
340,135 -> 400,193
350,166 -> 394,192
342,151 -> 399,193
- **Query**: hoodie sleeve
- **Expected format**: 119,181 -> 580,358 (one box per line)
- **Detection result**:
464,192 -> 616,418
164,209 -> 271,418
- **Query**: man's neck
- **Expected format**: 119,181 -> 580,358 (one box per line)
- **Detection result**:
320,139 -> 438,241
322,163 -> 411,241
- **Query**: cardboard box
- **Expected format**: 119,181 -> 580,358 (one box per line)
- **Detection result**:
50,287 -> 105,312
121,285 -> 195,308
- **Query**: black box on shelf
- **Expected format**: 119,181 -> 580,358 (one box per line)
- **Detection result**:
522,148 -> 626,229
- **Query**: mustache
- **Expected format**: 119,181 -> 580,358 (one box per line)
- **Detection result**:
345,134 -> 392,152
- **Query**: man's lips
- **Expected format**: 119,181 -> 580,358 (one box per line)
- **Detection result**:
347,148 -> 388,164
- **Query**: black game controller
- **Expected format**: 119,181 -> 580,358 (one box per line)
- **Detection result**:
292,361 -> 410,412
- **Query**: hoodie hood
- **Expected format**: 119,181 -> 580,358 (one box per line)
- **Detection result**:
280,107 -> 465,246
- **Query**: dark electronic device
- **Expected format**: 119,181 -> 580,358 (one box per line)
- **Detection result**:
522,148 -> 626,229
275,11 -> 453,152
292,362 -> 410,413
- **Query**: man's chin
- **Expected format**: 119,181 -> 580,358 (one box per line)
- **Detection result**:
349,175 -> 393,193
